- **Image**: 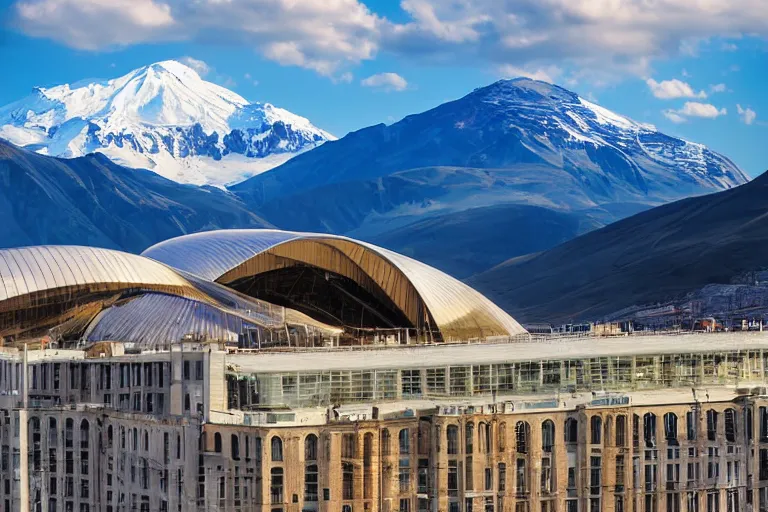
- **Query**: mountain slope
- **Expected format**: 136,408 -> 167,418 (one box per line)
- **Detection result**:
0,60 -> 333,186
468,170 -> 768,323
232,78 -> 747,275
0,139 -> 271,252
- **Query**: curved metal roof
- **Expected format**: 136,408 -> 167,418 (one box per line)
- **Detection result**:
143,229 -> 526,340
0,245 -> 198,306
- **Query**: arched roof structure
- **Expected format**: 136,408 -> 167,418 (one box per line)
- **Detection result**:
143,229 -> 525,340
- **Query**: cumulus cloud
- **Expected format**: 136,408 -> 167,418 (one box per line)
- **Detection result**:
361,72 -> 408,91
381,0 -> 768,81
737,104 -> 757,125
179,56 -> 209,76
646,78 -> 706,99
12,0 -> 380,77
10,0 -> 768,82
664,101 -> 727,122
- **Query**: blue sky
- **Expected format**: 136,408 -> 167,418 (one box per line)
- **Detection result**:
0,0 -> 766,176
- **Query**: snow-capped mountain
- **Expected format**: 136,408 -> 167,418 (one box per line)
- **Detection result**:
0,60 -> 334,186
232,78 -> 749,276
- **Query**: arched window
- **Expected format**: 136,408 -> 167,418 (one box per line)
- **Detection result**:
498,423 -> 507,452
564,418 -> 578,445
48,418 -> 58,447
706,410 -> 718,441
271,436 -> 283,461
590,416 -> 602,445
80,420 -> 90,449
214,433 -> 222,453
604,417 -> 613,447
615,415 -> 627,447
515,421 -> 530,454
482,422 -> 492,453
664,413 -> 678,445
447,425 -> 459,455
465,422 -> 474,454
381,429 -> 391,456
29,417 -> 40,432
305,434 -> 318,461
724,409 -> 737,443
232,434 -> 240,460
399,429 -> 410,455
65,418 -> 74,449
478,422 -> 487,453
644,413 -> 657,448
541,420 -> 555,453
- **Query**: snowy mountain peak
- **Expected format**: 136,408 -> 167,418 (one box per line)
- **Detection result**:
0,60 -> 334,186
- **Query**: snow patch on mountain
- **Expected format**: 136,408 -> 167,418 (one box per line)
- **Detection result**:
0,60 -> 334,186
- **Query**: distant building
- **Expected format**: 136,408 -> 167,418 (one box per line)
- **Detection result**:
0,230 -> 767,512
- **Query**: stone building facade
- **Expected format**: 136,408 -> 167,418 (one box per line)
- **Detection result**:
2,335 -> 768,512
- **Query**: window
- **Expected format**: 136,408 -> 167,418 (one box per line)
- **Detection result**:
485,467 -> 492,491
565,418 -> 578,445
382,429 -> 391,456
590,456 -> 601,495
343,462 -> 354,500
724,409 -> 737,443
498,423 -> 506,451
515,422 -> 530,454
231,435 -> 240,460
271,437 -> 283,462
644,413 -> 657,448
615,455 -> 625,490
79,420 -> 89,449
541,458 -> 552,494
447,425 -> 459,455
466,423 -> 474,454
498,463 -> 506,491
270,468 -> 283,504
195,361 -> 204,380
305,464 -> 318,501
760,407 -> 768,442
591,416 -> 603,444
214,433 -> 222,453
687,411 -> 697,441
183,361 -> 190,380
399,429 -> 410,455
664,413 -> 678,445
516,459 -> 527,494
448,460 -> 459,497
305,434 -> 318,461
401,459 -> 412,492
542,420 -> 555,453
706,410 -> 718,441
184,394 -> 190,412
616,415 -> 627,447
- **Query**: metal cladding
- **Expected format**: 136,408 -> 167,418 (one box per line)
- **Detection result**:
143,229 -> 526,340
0,245 -> 197,306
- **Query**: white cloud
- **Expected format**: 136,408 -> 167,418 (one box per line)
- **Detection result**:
499,64 -> 562,84
709,83 -> 727,93
646,78 -> 706,99
244,73 -> 259,86
13,0 -> 380,77
179,56 -> 209,76
721,42 -> 738,51
663,102 -> 727,123
663,110 -> 687,124
361,72 -> 408,91
737,104 -> 757,125
11,0 -> 768,83
381,0 -> 768,83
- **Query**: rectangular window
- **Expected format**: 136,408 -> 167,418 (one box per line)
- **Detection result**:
448,461 -> 459,497
195,361 -> 204,380
590,456 -> 601,495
